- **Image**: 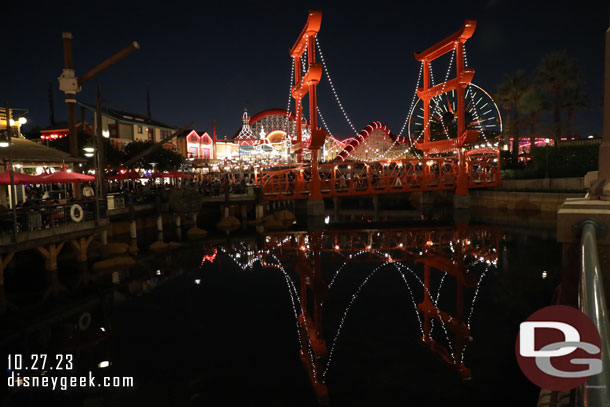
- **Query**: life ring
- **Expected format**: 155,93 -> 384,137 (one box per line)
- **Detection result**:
78,312 -> 91,331
70,204 -> 84,223
83,186 -> 94,198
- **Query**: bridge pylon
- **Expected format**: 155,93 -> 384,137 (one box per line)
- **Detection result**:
290,10 -> 326,202
413,20 -> 478,206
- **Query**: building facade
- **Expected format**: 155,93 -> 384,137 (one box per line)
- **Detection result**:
79,103 -> 177,152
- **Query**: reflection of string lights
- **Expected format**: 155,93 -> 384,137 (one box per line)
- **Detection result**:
461,265 -> 490,363
209,228 -> 498,381
199,249 -> 217,268
394,262 -> 455,361
324,260 -> 394,378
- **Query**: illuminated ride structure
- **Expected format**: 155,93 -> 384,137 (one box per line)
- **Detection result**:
209,225 -> 499,404
257,12 -> 501,202
248,109 -> 348,162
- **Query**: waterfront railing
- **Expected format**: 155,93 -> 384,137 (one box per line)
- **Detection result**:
579,221 -> 610,406
0,199 -> 106,236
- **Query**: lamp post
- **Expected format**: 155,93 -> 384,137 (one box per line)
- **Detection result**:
2,104 -> 17,242
82,142 -> 99,226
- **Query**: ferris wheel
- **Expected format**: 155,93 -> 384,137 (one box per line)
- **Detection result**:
407,83 -> 502,146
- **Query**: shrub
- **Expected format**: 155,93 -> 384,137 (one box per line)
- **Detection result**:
502,144 -> 599,179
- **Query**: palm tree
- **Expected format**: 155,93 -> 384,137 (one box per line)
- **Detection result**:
561,84 -> 589,139
535,51 -> 580,143
520,87 -> 546,153
495,70 -> 530,165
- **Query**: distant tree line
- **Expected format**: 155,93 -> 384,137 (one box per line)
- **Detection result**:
494,50 -> 589,167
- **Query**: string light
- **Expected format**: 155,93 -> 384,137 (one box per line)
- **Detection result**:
426,49 -> 455,142
398,61 -> 424,139
284,58 -> 295,133
406,47 -> 457,145
462,44 -> 490,144
315,37 -> 359,134
317,105 -> 334,138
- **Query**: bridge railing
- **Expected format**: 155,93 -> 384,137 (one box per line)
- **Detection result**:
578,221 -> 610,406
259,152 -> 500,200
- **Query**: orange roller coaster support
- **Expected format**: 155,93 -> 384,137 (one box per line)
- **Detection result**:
414,20 -> 476,195
290,10 -> 326,200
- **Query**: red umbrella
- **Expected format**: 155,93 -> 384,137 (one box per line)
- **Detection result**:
149,171 -> 169,178
125,170 -> 142,179
106,172 -> 129,180
106,169 -> 141,180
38,163 -> 95,184
0,171 -> 40,185
168,169 -> 193,178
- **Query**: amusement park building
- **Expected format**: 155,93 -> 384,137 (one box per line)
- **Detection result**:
183,108 -> 414,164
78,103 -> 178,152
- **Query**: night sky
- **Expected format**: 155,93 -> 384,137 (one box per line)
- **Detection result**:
2,0 -> 608,139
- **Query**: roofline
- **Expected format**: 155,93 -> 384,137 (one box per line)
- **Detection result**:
78,102 -> 176,130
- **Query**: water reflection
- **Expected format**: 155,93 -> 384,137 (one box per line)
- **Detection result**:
208,224 -> 499,404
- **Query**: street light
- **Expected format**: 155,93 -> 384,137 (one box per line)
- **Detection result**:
83,143 -> 95,158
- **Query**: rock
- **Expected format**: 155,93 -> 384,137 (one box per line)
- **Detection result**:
186,227 -> 208,239
168,241 -> 183,249
216,216 -> 240,232
101,242 -> 130,258
262,210 -> 295,230
149,240 -> 169,251
92,256 -> 135,272
275,210 -> 295,223
263,219 -> 285,229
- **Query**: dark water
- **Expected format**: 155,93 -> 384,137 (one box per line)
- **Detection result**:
1,216 -> 562,406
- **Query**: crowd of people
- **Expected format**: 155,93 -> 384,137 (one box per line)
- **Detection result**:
195,173 -> 257,196
105,172 -> 259,199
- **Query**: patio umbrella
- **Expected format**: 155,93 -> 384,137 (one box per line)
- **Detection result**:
125,170 -> 142,179
168,169 -> 193,178
37,163 -> 95,184
0,171 -> 41,185
106,169 -> 141,180
106,172 -> 129,180
149,171 -> 169,178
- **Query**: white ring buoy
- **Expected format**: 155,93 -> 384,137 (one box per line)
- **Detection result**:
78,312 -> 91,331
83,186 -> 94,198
70,204 -> 84,223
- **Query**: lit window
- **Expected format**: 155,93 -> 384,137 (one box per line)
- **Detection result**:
138,126 -> 142,134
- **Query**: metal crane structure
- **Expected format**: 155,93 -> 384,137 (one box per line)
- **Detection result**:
57,33 -> 139,159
